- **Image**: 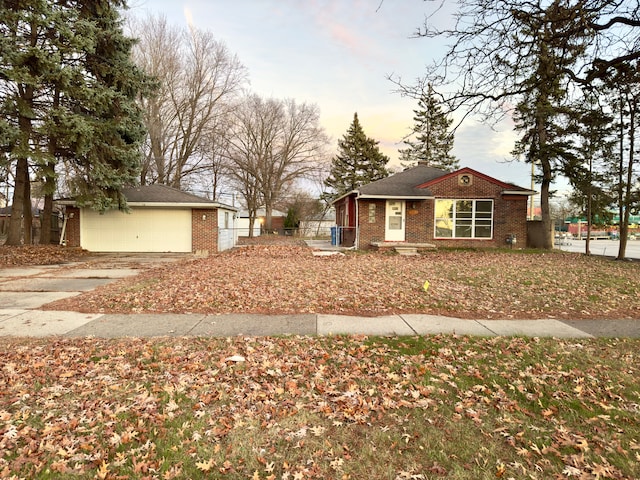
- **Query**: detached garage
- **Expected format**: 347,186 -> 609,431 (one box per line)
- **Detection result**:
58,185 -> 237,254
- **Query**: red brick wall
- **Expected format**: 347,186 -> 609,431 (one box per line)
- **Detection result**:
358,199 -> 386,246
192,208 -> 218,253
64,207 -> 81,248
355,174 -> 528,249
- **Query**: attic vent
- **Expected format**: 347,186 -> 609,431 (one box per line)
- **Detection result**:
458,174 -> 473,186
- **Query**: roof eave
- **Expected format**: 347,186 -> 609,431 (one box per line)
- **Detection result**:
502,190 -> 537,196
55,199 -> 238,211
357,194 -> 435,200
331,190 -> 359,204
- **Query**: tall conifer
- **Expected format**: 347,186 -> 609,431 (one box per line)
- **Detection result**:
0,0 -> 150,245
323,113 -> 389,200
399,85 -> 458,171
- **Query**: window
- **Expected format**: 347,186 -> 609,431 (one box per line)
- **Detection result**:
224,212 -> 229,229
435,199 -> 493,239
368,203 -> 376,223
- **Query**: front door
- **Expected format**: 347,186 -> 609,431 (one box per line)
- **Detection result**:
385,200 -> 405,241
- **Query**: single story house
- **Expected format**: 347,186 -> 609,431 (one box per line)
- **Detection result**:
332,164 -> 535,250
56,184 -> 237,253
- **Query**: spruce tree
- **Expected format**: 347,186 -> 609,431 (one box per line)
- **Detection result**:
398,85 -> 458,171
0,0 -> 150,245
324,113 -> 389,200
66,0 -> 149,211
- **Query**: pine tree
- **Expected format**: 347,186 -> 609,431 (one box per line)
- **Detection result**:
66,0 -> 149,211
0,0 -> 150,245
323,113 -> 389,200
511,1 -> 593,249
398,85 -> 458,171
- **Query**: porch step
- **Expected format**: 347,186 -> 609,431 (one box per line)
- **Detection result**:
394,246 -> 419,256
370,242 -> 436,253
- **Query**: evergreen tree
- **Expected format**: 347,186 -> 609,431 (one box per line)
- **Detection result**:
0,0 -> 150,245
66,0 -> 149,211
399,85 -> 458,171
564,92 -> 616,255
323,113 -> 389,200
510,1 -> 593,249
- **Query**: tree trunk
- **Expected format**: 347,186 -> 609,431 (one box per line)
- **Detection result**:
40,193 -> 53,245
539,172 -> 553,250
39,156 -> 56,245
537,109 -> 554,250
22,165 -> 32,245
248,216 -> 255,238
618,103 -> 635,260
5,157 -> 28,245
265,204 -> 273,232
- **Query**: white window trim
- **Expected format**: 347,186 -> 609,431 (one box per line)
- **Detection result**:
434,199 -> 494,239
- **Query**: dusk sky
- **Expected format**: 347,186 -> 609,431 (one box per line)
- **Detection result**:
128,0 -> 539,192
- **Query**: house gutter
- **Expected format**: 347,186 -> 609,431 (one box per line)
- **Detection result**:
357,194 -> 435,200
502,189 -> 536,196
331,190 -> 359,204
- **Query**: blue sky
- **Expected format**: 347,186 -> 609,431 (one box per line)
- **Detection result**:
127,0 -> 535,190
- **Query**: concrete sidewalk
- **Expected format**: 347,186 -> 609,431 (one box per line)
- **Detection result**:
1,309 -> 639,338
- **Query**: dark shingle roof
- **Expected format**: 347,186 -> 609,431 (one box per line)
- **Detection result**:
122,184 -> 214,204
358,165 -> 446,197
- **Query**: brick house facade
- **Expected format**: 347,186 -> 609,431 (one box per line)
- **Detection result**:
333,165 -> 534,250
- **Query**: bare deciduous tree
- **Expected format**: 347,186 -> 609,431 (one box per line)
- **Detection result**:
224,95 -> 329,234
131,14 -> 247,190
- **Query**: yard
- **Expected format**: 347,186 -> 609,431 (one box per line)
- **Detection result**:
1,242 -> 639,479
0,335 -> 638,479
32,239 -> 640,320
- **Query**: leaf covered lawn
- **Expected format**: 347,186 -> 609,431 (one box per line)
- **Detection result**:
45,245 -> 640,319
0,245 -> 89,267
0,335 -> 638,479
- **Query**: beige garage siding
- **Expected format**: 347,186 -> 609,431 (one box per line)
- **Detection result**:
81,208 -> 192,252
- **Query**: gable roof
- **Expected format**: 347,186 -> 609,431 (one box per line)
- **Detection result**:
56,184 -> 238,210
356,164 -> 446,199
332,164 -> 536,204
417,167 -> 535,194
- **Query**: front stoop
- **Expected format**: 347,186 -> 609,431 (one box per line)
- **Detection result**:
394,246 -> 418,256
370,242 -> 436,254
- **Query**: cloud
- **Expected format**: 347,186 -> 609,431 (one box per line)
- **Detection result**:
183,5 -> 194,28
305,1 -> 385,62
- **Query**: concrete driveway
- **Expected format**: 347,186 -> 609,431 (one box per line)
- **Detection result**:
0,253 -> 191,336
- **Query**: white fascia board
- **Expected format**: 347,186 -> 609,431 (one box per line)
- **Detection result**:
330,190 -> 359,205
357,194 -> 435,200
56,200 -> 238,211
502,190 -> 537,196
127,202 -> 237,210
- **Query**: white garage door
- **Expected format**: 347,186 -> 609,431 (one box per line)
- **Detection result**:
81,208 -> 192,252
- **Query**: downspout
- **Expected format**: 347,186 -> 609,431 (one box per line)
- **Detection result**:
59,214 -> 68,246
355,195 -> 360,249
